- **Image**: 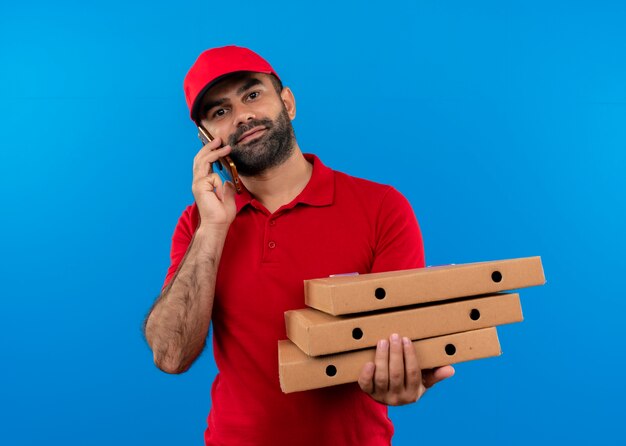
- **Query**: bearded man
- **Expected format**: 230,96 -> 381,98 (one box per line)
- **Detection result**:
144,45 -> 454,446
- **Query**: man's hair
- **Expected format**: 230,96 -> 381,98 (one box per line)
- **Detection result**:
268,74 -> 283,94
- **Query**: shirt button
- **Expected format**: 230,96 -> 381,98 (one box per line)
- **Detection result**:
269,220 -> 276,226
268,241 -> 276,249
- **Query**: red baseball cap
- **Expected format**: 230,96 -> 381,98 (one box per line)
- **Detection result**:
183,45 -> 280,123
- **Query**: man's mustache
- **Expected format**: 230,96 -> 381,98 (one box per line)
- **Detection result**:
229,118 -> 274,146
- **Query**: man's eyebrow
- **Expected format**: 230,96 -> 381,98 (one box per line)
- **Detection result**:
236,78 -> 263,95
201,78 -> 264,116
202,98 -> 225,116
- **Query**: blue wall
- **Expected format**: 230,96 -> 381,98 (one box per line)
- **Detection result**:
1,1 -> 624,444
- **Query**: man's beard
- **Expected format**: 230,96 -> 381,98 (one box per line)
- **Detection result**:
227,107 -> 296,176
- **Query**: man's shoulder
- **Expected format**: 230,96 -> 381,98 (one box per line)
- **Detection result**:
330,165 -> 400,201
172,202 -> 199,233
333,169 -> 393,194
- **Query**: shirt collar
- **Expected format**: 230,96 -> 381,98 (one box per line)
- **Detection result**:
234,153 -> 335,214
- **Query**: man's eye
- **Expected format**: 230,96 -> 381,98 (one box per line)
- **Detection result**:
213,108 -> 226,118
247,91 -> 260,100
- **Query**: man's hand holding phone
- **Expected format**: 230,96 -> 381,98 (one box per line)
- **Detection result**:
192,136 -> 237,232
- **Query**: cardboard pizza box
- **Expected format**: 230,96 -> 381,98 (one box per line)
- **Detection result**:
278,327 -> 501,393
286,293 -> 522,356
304,256 -> 544,315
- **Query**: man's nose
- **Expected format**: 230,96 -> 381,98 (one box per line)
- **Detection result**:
233,104 -> 256,127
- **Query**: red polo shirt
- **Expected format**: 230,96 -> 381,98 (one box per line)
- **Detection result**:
163,154 -> 425,446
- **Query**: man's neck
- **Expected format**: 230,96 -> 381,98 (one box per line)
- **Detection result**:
240,144 -> 313,214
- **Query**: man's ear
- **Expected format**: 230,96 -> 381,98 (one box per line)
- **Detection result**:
280,87 -> 296,120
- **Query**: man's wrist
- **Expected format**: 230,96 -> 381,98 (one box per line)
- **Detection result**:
194,224 -> 229,250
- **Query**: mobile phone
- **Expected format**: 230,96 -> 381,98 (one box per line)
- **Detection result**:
197,126 -> 242,194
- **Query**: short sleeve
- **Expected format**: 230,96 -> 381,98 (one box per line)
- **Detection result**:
162,203 -> 200,290
370,187 -> 425,273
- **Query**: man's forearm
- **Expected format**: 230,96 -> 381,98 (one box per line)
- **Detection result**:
144,226 -> 227,374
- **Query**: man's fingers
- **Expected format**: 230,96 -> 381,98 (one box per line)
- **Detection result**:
192,173 -> 223,198
422,365 -> 456,388
373,339 -> 390,393
193,145 -> 231,176
358,362 -> 376,394
199,135 -> 223,151
213,174 -> 225,201
223,180 -> 237,202
193,144 -> 232,177
194,136 -> 224,165
402,337 -> 421,394
360,336 -> 452,406
388,334 -> 405,393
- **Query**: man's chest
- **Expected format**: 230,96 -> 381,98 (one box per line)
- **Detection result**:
213,204 -> 376,329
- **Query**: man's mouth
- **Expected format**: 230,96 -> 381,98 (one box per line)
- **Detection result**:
237,126 -> 266,144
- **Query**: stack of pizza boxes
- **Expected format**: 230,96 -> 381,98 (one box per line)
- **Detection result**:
278,257 -> 545,393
